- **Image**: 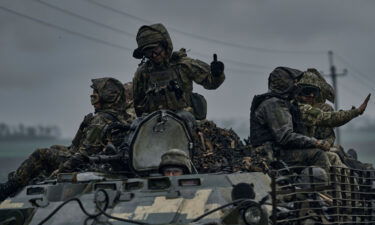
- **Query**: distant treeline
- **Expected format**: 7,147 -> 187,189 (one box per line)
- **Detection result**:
0,123 -> 61,141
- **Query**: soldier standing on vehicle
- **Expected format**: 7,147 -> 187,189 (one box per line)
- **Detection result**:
132,23 -> 225,120
0,78 -> 131,202
250,67 -> 332,168
158,149 -> 192,176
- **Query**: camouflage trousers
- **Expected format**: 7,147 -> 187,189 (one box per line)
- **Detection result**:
279,148 -> 331,169
10,145 -> 72,186
326,151 -> 347,168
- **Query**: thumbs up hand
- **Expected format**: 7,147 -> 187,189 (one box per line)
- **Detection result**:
210,53 -> 225,77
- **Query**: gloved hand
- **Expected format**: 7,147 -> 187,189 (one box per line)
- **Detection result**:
315,140 -> 331,151
59,153 -> 89,173
358,93 -> 371,115
210,54 -> 224,77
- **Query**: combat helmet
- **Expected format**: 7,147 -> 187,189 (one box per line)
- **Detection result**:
296,71 -> 322,100
133,23 -> 173,59
158,149 -> 192,174
268,67 -> 303,95
306,68 -> 335,103
91,77 -> 126,111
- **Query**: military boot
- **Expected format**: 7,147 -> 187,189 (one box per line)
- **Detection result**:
0,180 -> 22,202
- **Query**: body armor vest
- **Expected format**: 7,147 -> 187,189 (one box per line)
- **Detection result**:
144,68 -> 189,113
250,93 -> 305,147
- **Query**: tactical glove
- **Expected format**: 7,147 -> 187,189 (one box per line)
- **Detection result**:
59,153 -> 89,172
358,93 -> 371,115
210,54 -> 224,77
315,140 -> 331,151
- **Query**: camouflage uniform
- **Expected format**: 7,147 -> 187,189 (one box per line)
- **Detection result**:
0,78 -> 130,201
250,67 -> 331,168
313,103 -> 336,146
124,81 -> 136,120
298,103 -> 360,138
132,23 -> 225,119
297,71 -> 362,167
302,68 -> 336,145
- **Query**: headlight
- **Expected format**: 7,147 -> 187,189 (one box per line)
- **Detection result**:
241,202 -> 268,225
0,209 -> 25,225
243,206 -> 262,225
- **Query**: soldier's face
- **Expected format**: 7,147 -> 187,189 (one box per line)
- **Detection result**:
163,167 -> 184,176
297,85 -> 319,105
299,94 -> 316,105
143,46 -> 167,64
90,90 -> 101,109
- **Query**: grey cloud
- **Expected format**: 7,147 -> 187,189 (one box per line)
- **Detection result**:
0,0 -> 374,137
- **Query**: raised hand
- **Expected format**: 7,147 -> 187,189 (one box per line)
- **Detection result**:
210,53 -> 224,77
358,93 -> 371,115
315,139 -> 331,151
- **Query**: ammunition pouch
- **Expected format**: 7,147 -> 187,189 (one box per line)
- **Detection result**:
146,70 -> 188,112
190,92 -> 207,120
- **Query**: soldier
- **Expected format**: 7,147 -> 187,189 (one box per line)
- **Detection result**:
296,70 -> 370,167
296,70 -> 369,141
302,68 -> 337,146
0,77 -> 131,202
132,23 -> 225,120
250,67 -> 332,168
158,149 -> 192,176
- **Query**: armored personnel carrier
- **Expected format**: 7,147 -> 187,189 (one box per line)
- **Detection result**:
0,110 -> 373,225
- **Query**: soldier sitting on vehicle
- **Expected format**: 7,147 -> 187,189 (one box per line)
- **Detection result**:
250,67 -> 332,169
0,77 -> 131,202
158,149 -> 192,176
302,68 -> 337,146
298,69 -> 373,170
132,23 -> 225,120
296,70 -> 370,167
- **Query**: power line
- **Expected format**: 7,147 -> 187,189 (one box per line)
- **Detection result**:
338,81 -> 366,100
86,0 -> 149,23
30,0 -> 274,71
0,5 -> 133,52
324,51 -> 348,145
335,53 -> 375,84
35,0 -> 135,37
341,69 -> 373,99
0,3 -> 271,80
334,53 -> 375,91
86,0 -> 326,55
190,51 -> 273,70
322,51 -> 372,146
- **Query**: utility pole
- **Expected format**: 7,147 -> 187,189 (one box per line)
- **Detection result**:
328,50 -> 347,145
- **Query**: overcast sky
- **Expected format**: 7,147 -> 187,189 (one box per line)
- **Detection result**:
0,0 -> 374,138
